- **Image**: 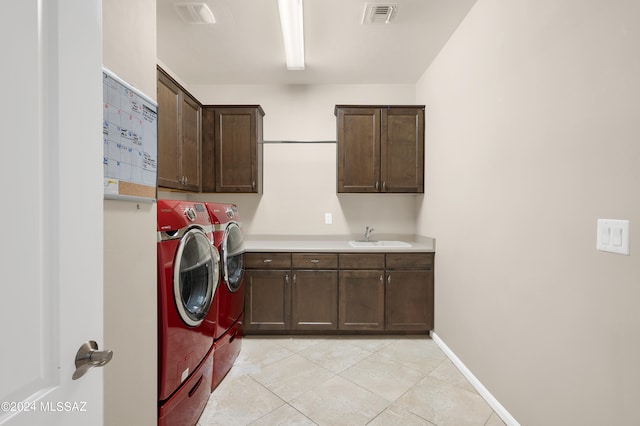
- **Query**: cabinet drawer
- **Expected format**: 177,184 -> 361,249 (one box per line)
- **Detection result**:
292,253 -> 338,269
339,253 -> 385,269
245,253 -> 291,269
385,253 -> 434,269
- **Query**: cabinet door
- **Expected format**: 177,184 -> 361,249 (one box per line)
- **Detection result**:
214,107 -> 261,193
201,107 -> 216,192
381,107 -> 424,193
156,72 -> 181,189
180,93 -> 201,192
385,270 -> 433,331
244,270 -> 291,332
336,107 -> 381,193
291,270 -> 338,331
338,270 -> 384,331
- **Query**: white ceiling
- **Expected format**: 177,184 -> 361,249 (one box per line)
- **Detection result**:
156,0 -> 477,85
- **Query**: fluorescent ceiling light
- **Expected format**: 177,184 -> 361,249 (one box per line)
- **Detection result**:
277,0 -> 305,70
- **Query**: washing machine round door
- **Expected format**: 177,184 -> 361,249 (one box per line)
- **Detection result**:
173,228 -> 220,327
222,222 -> 244,292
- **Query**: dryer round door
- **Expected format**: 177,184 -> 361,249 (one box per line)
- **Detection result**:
222,222 -> 244,292
173,228 -> 220,327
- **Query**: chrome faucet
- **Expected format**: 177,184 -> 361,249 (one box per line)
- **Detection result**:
363,226 -> 374,242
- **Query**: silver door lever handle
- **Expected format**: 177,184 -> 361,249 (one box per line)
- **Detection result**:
72,340 -> 113,380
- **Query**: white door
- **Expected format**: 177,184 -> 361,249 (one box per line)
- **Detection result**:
0,1 -> 105,425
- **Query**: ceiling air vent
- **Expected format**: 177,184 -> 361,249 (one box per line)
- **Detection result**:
362,3 -> 398,24
174,2 -> 216,24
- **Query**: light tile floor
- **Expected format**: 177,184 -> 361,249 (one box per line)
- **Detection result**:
198,336 -> 506,426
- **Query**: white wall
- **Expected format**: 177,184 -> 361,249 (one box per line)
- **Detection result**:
161,83 -> 421,236
102,0 -> 157,425
416,0 -> 640,424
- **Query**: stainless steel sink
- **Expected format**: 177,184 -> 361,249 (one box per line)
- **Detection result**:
348,240 -> 412,248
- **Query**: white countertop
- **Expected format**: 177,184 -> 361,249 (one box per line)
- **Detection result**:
244,234 -> 435,253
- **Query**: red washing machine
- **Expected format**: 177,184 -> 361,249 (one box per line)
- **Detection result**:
157,200 -> 220,425
205,203 -> 245,390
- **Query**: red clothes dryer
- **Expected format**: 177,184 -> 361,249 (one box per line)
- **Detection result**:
157,200 -> 220,424
205,203 -> 245,390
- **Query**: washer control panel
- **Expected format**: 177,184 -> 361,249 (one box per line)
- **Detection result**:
184,207 -> 197,221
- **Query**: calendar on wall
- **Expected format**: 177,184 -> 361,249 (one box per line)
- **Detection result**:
102,67 -> 157,201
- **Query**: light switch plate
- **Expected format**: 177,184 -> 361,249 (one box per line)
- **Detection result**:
597,219 -> 630,255
324,213 -> 332,225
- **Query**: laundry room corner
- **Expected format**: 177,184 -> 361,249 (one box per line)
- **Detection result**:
102,0 -> 158,425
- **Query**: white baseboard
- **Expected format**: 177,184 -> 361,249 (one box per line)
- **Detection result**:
430,331 -> 520,426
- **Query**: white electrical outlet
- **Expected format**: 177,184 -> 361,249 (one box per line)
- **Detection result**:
597,219 -> 630,255
324,213 -> 333,225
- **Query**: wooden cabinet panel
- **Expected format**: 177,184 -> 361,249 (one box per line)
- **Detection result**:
381,108 -> 424,193
338,270 -> 384,331
180,94 -> 201,191
157,67 -> 201,191
201,108 -> 215,192
336,105 -> 424,193
244,270 -> 291,332
216,109 -> 253,191
292,253 -> 338,269
339,253 -> 385,269
157,71 -> 180,189
336,107 -> 380,192
202,105 -> 264,193
386,253 -> 434,269
291,270 -> 338,331
245,253 -> 292,269
385,270 -> 433,331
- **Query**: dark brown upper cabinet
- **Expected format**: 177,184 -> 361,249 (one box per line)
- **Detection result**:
202,105 -> 264,193
156,67 -> 202,192
335,105 -> 425,193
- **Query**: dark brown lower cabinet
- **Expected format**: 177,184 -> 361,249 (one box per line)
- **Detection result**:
244,269 -> 291,332
244,251 -> 434,334
385,270 -> 433,331
291,270 -> 338,331
338,270 -> 384,331
385,253 -> 434,331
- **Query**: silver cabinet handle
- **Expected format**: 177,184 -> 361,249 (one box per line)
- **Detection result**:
263,259 -> 272,263
375,181 -> 379,190
379,274 -> 383,282
284,274 -> 289,284
293,274 -> 297,283
382,181 -> 386,191
252,180 -> 256,190
387,274 -> 391,284
73,340 -> 113,380
310,259 -> 320,264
